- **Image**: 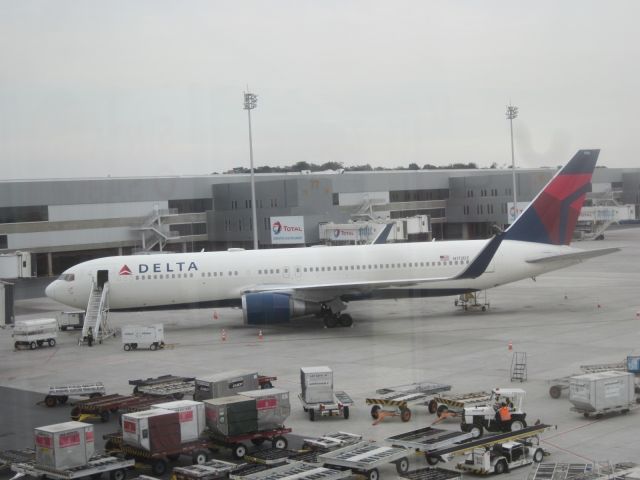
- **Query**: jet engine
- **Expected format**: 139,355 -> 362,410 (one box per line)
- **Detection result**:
241,292 -> 321,325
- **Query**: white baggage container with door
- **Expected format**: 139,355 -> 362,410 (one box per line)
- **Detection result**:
569,370 -> 636,417
13,318 -> 58,350
34,421 -> 95,469
151,399 -> 206,442
121,324 -> 164,351
300,366 -> 334,403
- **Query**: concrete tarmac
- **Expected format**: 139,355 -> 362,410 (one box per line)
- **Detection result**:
1,227 -> 639,478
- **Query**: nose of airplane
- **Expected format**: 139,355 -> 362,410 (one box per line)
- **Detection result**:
45,281 -> 58,301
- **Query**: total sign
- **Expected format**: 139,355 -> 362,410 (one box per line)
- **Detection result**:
271,216 -> 305,244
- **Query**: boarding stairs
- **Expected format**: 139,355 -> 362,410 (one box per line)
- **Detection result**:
510,352 -> 527,382
80,280 -> 114,345
134,208 -> 180,252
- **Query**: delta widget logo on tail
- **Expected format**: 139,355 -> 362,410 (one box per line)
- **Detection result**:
119,265 -> 132,275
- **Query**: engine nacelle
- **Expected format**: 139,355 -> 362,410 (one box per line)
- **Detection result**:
241,292 -> 321,325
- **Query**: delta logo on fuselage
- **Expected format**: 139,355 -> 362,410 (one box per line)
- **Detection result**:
119,261 -> 199,275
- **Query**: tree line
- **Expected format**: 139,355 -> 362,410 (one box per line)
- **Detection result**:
223,160 -> 483,174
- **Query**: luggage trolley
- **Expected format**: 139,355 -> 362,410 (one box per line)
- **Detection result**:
399,467 -> 462,480
43,383 -> 106,408
299,391 -> 354,421
547,362 -> 627,399
318,441 -> 411,480
229,461 -> 351,480
429,391 -> 492,418
366,381 -> 451,422
10,455 -> 134,480
385,427 -> 472,453
301,432 -> 363,451
173,459 -> 246,480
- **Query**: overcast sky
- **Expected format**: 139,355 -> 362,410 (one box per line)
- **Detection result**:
1,1 -> 639,179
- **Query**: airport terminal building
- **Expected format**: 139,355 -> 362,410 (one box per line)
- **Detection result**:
1,166 -> 639,278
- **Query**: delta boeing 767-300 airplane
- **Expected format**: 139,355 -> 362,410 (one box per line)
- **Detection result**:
46,150 -> 619,327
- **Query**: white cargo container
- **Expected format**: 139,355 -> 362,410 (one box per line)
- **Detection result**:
58,311 -> 85,331
569,371 -> 636,416
300,366 -> 334,404
121,324 -> 164,351
121,408 -> 180,452
151,399 -> 206,442
194,370 -> 260,400
13,318 -> 58,350
34,421 -> 95,470
241,388 -> 291,430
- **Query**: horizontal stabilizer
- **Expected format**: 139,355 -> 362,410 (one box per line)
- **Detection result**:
526,247 -> 620,264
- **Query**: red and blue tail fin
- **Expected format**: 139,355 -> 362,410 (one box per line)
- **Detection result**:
504,149 -> 599,245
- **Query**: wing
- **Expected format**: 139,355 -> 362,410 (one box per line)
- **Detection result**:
241,233 -> 504,302
526,247 -> 620,264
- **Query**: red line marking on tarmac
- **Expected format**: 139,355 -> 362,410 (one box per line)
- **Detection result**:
540,439 -> 594,462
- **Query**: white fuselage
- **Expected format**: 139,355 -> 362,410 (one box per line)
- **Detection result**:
45,239 -> 581,310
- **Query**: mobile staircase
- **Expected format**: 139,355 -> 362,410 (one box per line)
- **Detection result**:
80,279 -> 114,345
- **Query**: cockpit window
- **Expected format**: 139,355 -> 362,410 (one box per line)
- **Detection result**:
58,273 -> 75,282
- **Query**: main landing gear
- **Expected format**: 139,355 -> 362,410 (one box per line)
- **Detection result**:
322,312 -> 353,328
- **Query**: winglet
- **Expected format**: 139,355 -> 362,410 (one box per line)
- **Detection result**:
371,223 -> 394,244
456,233 -> 504,279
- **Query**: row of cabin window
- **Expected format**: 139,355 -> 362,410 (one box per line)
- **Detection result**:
135,271 -> 240,280
299,259 -> 470,273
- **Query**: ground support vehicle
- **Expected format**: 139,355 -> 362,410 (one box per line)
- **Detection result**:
428,392 -> 491,419
455,438 -> 546,475
10,455 -> 134,480
43,383 -> 106,407
12,318 -> 58,350
0,449 -> 34,471
299,391 -> 353,421
173,459 -> 244,480
423,424 -> 553,467
547,361 -> 627,399
301,432 -> 362,452
317,441 -> 410,480
399,467 -> 462,480
229,461 -> 350,480
129,375 -> 196,399
58,312 -> 85,331
385,427 -> 472,454
121,324 -> 164,351
454,292 -> 489,312
206,427 -> 292,460
460,388 -> 527,438
71,394 -> 171,422
101,433 -> 212,476
366,381 -> 451,423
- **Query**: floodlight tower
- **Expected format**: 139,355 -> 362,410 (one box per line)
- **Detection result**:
506,104 -> 519,222
244,91 -> 259,249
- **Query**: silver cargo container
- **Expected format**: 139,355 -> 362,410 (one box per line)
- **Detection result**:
194,370 -> 259,401
300,366 -> 334,404
35,421 -> 95,470
204,395 -> 258,437
569,371 -> 635,412
241,388 -> 290,430
151,399 -> 206,443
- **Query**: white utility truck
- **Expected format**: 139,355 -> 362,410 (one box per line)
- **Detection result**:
121,324 -> 164,351
457,438 -> 546,475
13,318 -> 58,350
460,388 -> 527,438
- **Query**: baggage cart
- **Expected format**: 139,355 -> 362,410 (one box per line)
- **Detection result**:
228,464 -> 269,480
12,318 -> 58,350
547,361 -> 627,399
229,461 -> 350,480
298,391 -> 353,421
399,467 -> 462,480
10,455 -> 134,480
301,432 -> 362,451
0,449 -> 35,471
43,383 -> 106,408
526,463 -> 596,480
206,427 -> 292,460
129,375 -> 196,399
173,460 -> 245,480
70,394 -> 172,422
101,433 -> 213,476
385,427 -> 472,453
317,441 -> 410,480
428,391 -> 491,418
244,448 -> 297,466
366,381 -> 451,422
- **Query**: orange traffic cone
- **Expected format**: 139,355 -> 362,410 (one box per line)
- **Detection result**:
213,311 -> 219,320
508,341 -> 513,351
258,330 -> 263,341
221,329 -> 227,342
